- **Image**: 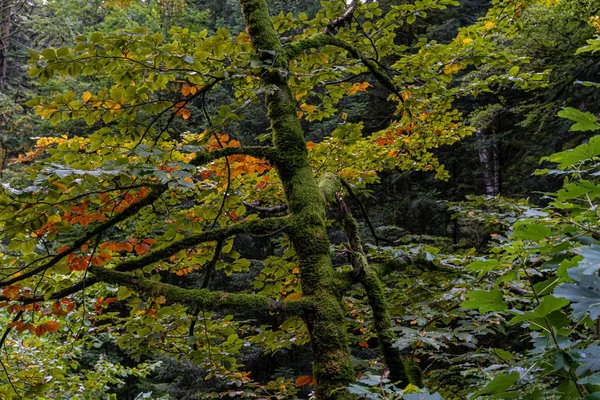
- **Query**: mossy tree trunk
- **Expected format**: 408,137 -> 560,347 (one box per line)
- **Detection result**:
240,1 -> 356,398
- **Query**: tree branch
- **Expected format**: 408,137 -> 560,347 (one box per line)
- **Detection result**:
189,145 -> 278,166
89,266 -> 312,316
1,217 -> 290,304
0,183 -> 167,287
285,34 -> 400,97
112,216 -> 290,274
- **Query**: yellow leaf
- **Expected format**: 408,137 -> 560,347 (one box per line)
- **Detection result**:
297,111 -> 304,119
484,21 -> 496,29
341,112 -> 348,120
82,91 -> 93,104
300,103 -> 317,113
462,38 -> 473,44
52,181 -> 68,191
295,89 -> 307,101
285,293 -> 302,301
348,82 -> 371,95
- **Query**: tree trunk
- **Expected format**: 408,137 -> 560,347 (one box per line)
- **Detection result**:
0,0 -> 10,93
240,1 -> 355,398
476,128 -> 500,196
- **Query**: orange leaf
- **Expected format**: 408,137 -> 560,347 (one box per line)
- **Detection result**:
181,83 -> 192,97
306,141 -> 316,149
35,324 -> 47,337
44,321 -> 61,333
358,341 -> 369,348
3,285 -> 20,301
134,243 -> 150,255
295,375 -> 315,387
57,246 -> 70,254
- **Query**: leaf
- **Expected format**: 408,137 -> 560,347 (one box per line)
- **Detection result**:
510,296 -> 569,324
544,136 -> 600,168
554,269 -> 600,320
461,290 -> 508,313
467,259 -> 502,273
572,245 -> 600,275
557,107 -> 600,132
404,390 -> 444,400
568,345 -> 600,376
512,220 -> 552,241
44,321 -> 61,333
82,91 -> 93,104
295,375 -> 315,387
471,372 -> 520,398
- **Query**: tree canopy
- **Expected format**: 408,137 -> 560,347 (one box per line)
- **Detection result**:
1,0 -> 600,399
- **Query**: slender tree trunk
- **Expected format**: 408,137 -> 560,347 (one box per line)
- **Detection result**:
240,1 -> 355,398
476,128 -> 500,196
0,0 -> 9,93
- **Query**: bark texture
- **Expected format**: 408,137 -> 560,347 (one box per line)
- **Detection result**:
240,1 -> 356,398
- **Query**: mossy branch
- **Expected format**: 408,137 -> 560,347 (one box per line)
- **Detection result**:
1,217 -> 290,304
338,198 -> 420,386
0,183 -> 167,287
113,216 -> 290,274
285,34 -> 400,97
89,266 -> 312,316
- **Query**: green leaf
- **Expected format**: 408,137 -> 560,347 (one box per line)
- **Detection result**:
544,136 -> 600,168
555,269 -> 600,320
557,108 -> 600,132
510,296 -> 569,324
512,220 -> 552,241
568,345 -> 600,376
471,372 -> 520,399
461,290 -> 508,313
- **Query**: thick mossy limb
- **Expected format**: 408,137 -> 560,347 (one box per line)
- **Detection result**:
286,34 -> 400,97
90,266 -> 312,315
0,182 -> 167,287
114,216 -> 290,274
240,1 -> 356,399
340,203 -> 421,386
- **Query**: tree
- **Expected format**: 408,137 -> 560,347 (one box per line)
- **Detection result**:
0,0 -> 547,398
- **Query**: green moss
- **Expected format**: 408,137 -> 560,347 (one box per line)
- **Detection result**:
114,216 -> 290,273
319,172 -> 341,202
90,266 -> 313,315
240,2 -> 357,398
340,207 -> 415,386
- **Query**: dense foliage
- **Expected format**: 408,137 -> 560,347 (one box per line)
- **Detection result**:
0,0 -> 600,399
